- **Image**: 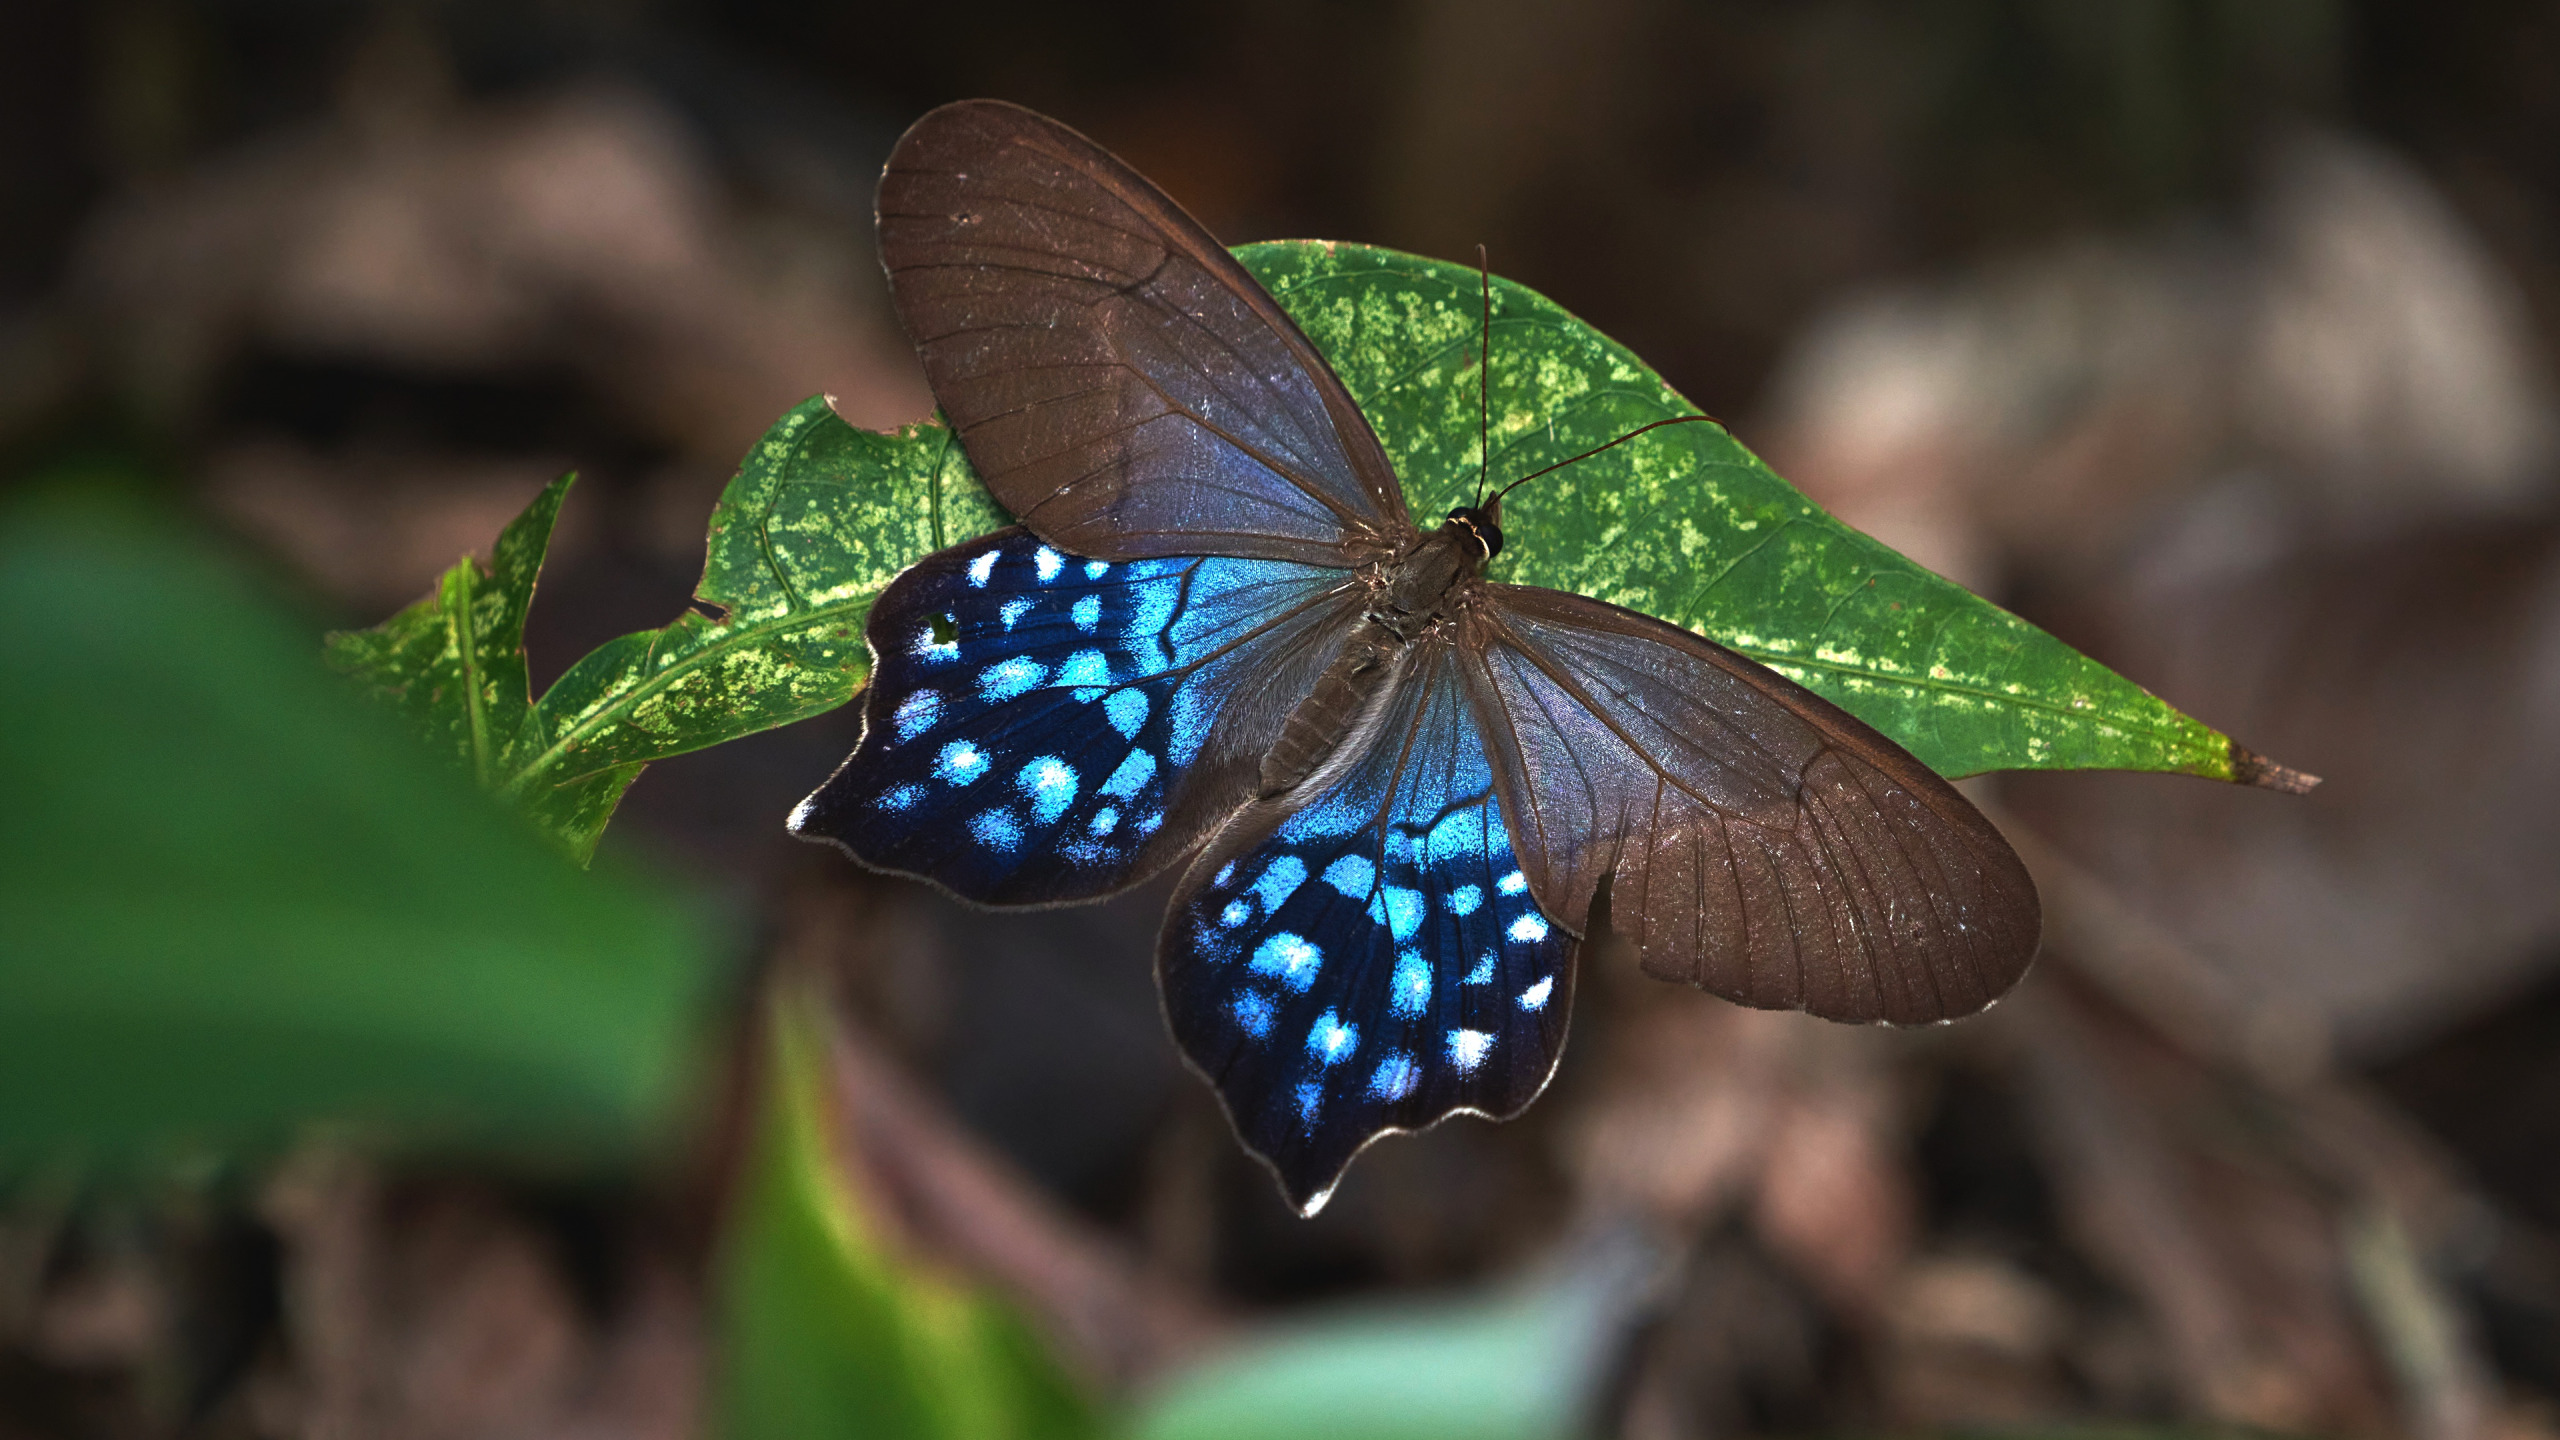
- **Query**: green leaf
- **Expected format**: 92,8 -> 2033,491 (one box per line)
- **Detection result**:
336,241 -> 2280,855
714,991 -> 1102,1440
508,410 -> 1001,854
328,407 -> 999,860
0,487 -> 718,1168
1237,242 -> 2238,781
1131,1233 -> 1652,1440
323,471 -> 568,790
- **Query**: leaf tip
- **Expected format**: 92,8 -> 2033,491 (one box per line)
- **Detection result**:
2231,743 -> 2321,794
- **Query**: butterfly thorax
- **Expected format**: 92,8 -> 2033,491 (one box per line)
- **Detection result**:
1257,509 -> 1503,798
1377,506 -> 1503,632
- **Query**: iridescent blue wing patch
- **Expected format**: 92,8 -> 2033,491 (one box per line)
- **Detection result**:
1159,636 -> 1574,1214
791,527 -> 1360,905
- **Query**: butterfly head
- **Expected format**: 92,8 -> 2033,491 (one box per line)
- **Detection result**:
1444,506 -> 1504,562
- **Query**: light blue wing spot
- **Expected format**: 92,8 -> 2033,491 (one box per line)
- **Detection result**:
1447,1029 -> 1492,1073
1423,807 -> 1486,863
1321,854 -> 1375,897
1233,991 -> 1274,1040
1098,748 -> 1156,799
1390,950 -> 1431,1018
876,783 -> 922,812
891,689 -> 940,742
1289,790 -> 1372,840
1083,560 -> 1110,580
1105,688 -> 1148,738
1307,1009 -> 1359,1066
999,597 -> 1033,630
1089,806 -> 1119,836
1367,885 -> 1426,942
1071,594 -> 1102,631
1252,856 -> 1308,911
1249,932 -> 1322,992
934,742 -> 989,786
966,550 -> 997,587
1125,576 -> 1176,647
1463,954 -> 1496,985
1015,756 -> 1078,824
1446,883 -> 1483,916
1368,1052 -> 1418,1101
977,656 -> 1045,701
1135,810 -> 1164,836
911,624 -> 959,663
968,808 -> 1024,852
1166,682 -> 1214,765
1057,649 -> 1110,698
1033,546 -> 1064,582
1519,976 -> 1554,1011
1219,898 -> 1250,928
1497,870 -> 1530,896
1062,829 -> 1130,868
1295,1081 -> 1322,1124
1508,912 -> 1551,944
1214,860 -> 1237,887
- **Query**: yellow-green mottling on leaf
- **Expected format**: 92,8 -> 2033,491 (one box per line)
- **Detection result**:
327,408 -> 1000,862
331,239 -> 2267,860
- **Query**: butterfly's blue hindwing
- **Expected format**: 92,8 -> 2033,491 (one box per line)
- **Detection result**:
1160,639 -> 1574,1212
791,528 -> 1355,904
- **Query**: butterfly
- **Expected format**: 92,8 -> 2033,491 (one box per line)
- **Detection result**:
790,100 -> 2040,1215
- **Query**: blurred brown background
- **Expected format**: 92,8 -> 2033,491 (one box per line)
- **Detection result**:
7,1 -> 2560,1436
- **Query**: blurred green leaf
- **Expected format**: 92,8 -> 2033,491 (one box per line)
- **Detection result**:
0,487 -> 716,1167
1132,1231 -> 1655,1440
715,991 -> 1101,1440
334,241 -> 2268,853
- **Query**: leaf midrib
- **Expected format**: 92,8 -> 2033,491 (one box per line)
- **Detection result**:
445,561 -> 494,788
1734,645 -> 2192,743
501,590 -> 876,798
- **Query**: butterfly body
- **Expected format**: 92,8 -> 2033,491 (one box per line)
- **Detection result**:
1261,507 -> 1501,798
793,101 -> 2040,1213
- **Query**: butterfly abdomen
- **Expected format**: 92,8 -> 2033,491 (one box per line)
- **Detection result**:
1259,622 -> 1399,797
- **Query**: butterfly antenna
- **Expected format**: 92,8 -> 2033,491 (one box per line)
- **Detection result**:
1492,414 -> 1728,504
1475,245 -> 1494,508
